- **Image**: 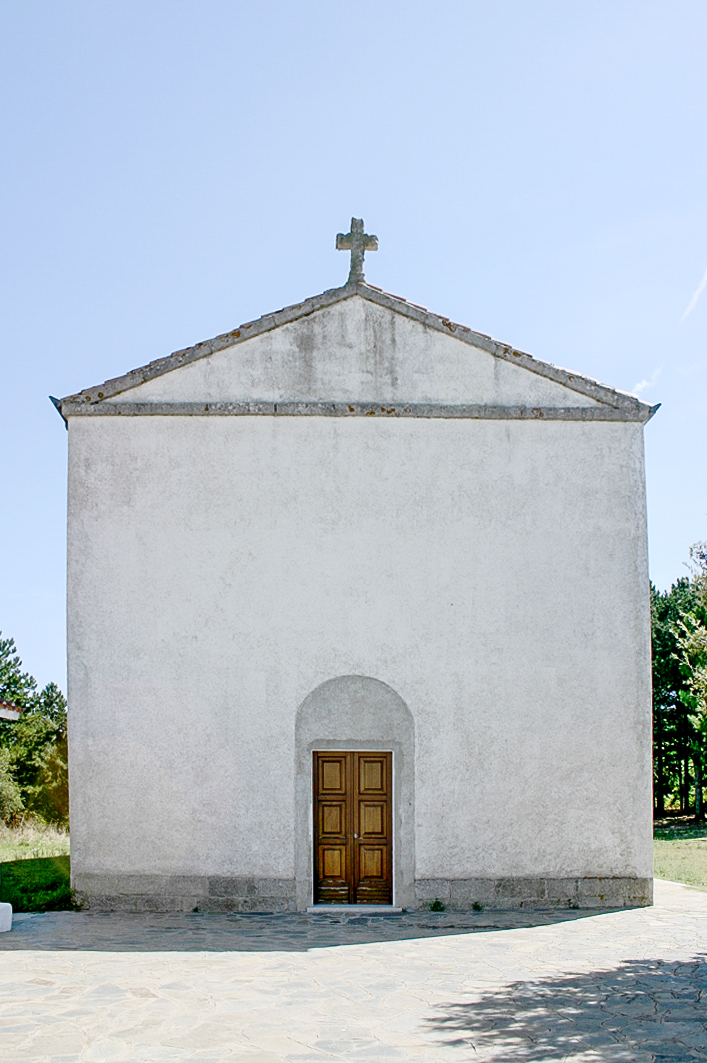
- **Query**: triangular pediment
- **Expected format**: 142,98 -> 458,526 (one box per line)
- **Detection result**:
58,282 -> 656,422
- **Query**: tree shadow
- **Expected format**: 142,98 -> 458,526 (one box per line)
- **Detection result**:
426,955 -> 707,1061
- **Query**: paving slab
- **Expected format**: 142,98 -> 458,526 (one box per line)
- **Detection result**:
0,880 -> 706,1062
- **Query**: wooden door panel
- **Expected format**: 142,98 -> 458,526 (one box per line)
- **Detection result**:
316,848 -> 349,902
358,801 -> 385,836
320,803 -> 345,836
313,753 -> 351,903
322,847 -> 342,877
353,753 -> 392,904
359,757 -> 385,793
313,751 -> 392,905
318,755 -> 347,794
355,843 -> 389,903
360,846 -> 383,877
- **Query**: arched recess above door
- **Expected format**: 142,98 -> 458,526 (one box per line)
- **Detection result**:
294,675 -> 415,911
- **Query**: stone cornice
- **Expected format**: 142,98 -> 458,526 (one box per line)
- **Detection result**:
60,399 -> 657,423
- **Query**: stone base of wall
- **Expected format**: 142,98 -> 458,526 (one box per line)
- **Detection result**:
73,873 -> 653,912
72,874 -> 297,913
415,877 -> 653,910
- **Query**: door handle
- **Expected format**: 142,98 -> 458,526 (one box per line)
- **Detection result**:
354,833 -> 358,839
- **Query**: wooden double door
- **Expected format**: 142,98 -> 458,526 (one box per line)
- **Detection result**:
313,751 -> 393,905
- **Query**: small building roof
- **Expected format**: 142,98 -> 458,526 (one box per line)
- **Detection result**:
0,701 -> 23,721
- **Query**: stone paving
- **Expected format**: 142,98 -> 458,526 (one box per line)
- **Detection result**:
0,879 -> 706,1062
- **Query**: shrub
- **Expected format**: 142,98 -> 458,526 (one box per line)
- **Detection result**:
0,749 -> 23,822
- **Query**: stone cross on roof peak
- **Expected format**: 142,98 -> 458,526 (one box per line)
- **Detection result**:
336,217 -> 378,284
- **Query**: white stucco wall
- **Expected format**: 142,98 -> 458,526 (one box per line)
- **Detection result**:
67,412 -> 653,894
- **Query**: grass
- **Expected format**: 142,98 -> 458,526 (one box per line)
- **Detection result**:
654,819 -> 707,892
0,854 -> 75,911
0,820 -> 76,911
0,819 -> 70,862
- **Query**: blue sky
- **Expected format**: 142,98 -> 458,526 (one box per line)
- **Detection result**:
2,0 -> 706,689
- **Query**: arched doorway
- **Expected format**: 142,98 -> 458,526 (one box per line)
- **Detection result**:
294,675 -> 415,910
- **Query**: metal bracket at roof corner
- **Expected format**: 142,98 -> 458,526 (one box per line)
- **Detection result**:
49,396 -> 68,429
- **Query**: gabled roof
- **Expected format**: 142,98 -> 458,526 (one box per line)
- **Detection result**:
54,280 -> 658,424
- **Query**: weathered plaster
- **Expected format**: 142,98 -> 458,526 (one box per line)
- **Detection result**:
66,411 -> 653,910
58,283 -> 656,421
97,297 -> 603,410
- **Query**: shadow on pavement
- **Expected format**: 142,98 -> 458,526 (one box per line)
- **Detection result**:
0,906 -> 622,952
425,955 -> 707,1062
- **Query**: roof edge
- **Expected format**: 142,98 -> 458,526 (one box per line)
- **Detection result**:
60,283 -> 357,410
57,280 -> 657,421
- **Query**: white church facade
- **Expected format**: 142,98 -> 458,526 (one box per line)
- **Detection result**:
56,221 -> 657,912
